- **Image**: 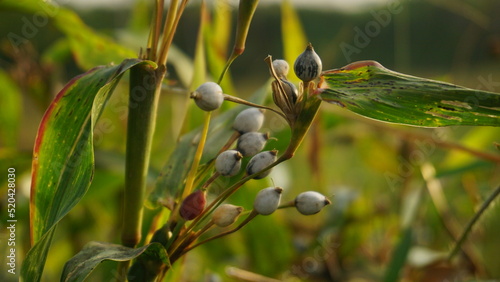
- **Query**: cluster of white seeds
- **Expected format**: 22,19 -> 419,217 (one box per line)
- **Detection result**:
215,107 -> 273,178
194,47 -> 330,227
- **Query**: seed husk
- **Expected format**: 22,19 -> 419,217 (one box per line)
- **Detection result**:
212,204 -> 244,227
280,79 -> 299,104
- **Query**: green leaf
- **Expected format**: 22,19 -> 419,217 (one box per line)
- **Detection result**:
61,241 -> 169,282
318,61 -> 500,127
383,184 -> 423,282
2,0 -> 136,70
383,227 -> 413,282
22,59 -> 155,281
146,130 -> 197,209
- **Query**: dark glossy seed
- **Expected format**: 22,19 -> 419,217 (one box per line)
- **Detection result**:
280,79 -> 299,104
294,43 -> 322,83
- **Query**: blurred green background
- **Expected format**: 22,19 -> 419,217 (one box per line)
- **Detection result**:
1,0 -> 499,281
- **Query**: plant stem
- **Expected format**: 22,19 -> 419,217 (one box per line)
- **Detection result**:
420,162 -> 484,274
223,94 -> 287,120
182,111 -> 212,199
146,0 -> 164,60
180,210 -> 258,255
122,64 -> 164,247
448,184 -> 500,261
217,0 -> 260,84
158,0 -> 189,66
118,64 -> 165,280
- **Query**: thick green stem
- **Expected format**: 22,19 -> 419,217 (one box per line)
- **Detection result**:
117,64 -> 165,281
122,64 -> 165,248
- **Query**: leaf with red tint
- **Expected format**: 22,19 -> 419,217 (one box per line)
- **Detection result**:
22,59 -> 156,282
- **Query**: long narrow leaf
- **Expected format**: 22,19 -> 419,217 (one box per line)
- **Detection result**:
61,241 -> 169,282
318,61 -> 500,127
23,59 -> 156,281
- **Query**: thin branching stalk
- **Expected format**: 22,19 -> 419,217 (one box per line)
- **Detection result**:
223,94 -> 287,120
158,0 -> 189,66
157,0 -> 179,65
182,111 -> 212,199
218,0 -> 260,83
165,111 -> 212,229
448,184 -> 500,261
180,210 -> 259,256
421,162 -> 485,274
146,0 -> 164,60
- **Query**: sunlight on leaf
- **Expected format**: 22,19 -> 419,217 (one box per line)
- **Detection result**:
318,61 -> 500,127
22,59 -> 155,282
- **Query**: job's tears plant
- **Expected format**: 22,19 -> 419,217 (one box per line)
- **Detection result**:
14,0 -> 500,281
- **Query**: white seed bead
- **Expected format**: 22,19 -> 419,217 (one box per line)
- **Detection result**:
191,82 -> 224,111
253,187 -> 283,215
294,191 -> 331,215
215,150 -> 243,177
212,204 -> 244,227
237,132 -> 269,157
233,108 -> 265,134
246,150 -> 277,179
272,59 -> 289,79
